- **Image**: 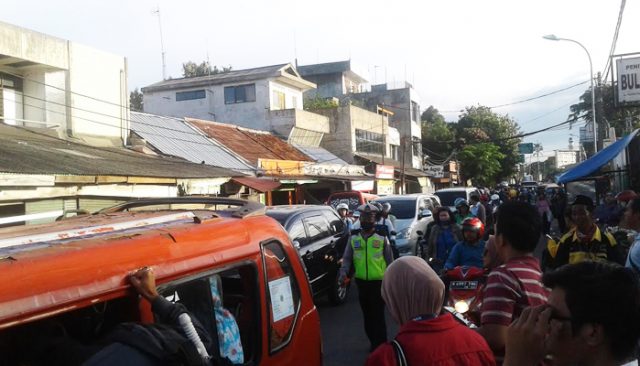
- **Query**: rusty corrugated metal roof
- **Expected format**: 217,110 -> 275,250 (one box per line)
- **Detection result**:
130,112 -> 254,174
186,119 -> 312,166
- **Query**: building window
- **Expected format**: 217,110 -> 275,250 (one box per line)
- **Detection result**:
390,144 -> 400,161
412,137 -> 422,157
175,89 -> 206,101
291,95 -> 298,109
272,90 -> 286,110
224,84 -> 256,104
355,128 -> 384,155
411,101 -> 420,122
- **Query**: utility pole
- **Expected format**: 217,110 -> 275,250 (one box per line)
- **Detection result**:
400,137 -> 407,194
152,6 -> 167,80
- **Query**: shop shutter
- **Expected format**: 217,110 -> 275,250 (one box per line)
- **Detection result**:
64,198 -> 77,212
25,199 -> 64,225
78,198 -> 125,213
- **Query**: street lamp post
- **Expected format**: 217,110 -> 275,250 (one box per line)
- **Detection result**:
543,34 -> 597,154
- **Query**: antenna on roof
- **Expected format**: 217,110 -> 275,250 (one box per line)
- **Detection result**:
206,37 -> 211,76
152,6 -> 167,80
293,30 -> 298,68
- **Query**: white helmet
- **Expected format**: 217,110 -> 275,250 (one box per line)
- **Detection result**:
490,194 -> 500,202
382,202 -> 392,213
336,203 -> 349,211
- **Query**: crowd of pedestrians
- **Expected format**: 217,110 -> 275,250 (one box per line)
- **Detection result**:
333,182 -> 640,366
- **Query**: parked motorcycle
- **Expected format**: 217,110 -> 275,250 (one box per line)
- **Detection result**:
441,266 -> 486,326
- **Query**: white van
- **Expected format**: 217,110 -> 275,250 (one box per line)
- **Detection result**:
434,187 -> 481,211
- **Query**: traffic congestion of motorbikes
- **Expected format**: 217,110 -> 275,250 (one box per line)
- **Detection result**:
329,183 -> 640,330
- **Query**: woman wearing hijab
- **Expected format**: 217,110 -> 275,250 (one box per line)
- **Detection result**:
366,257 -> 495,366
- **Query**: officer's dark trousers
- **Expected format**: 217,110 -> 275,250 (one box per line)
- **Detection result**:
356,279 -> 387,350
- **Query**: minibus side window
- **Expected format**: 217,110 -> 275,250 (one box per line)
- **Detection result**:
160,265 -> 259,364
261,241 -> 301,353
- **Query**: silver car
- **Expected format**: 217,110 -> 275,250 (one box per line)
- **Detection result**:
373,194 -> 438,256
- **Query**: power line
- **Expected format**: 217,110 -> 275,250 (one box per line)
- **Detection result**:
439,80 -> 589,113
603,0 -> 626,81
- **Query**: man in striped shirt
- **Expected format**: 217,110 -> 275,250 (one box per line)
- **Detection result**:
476,201 -> 549,364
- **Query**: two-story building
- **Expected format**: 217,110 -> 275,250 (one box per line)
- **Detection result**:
297,61 -> 423,170
141,63 -> 330,143
298,61 -> 428,193
348,82 -> 423,171
0,20 -> 129,146
297,60 -> 367,99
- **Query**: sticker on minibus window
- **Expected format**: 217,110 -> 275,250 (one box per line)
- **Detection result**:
268,276 -> 295,322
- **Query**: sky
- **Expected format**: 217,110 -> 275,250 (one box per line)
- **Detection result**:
2,0 -> 638,153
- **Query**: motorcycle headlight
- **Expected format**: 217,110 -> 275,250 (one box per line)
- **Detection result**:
454,300 -> 470,314
396,227 -> 412,239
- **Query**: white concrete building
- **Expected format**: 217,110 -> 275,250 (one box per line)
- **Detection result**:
554,149 -> 579,169
142,63 -> 330,139
0,21 -> 129,146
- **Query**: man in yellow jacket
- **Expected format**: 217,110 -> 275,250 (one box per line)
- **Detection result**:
546,195 -> 624,269
340,203 -> 394,351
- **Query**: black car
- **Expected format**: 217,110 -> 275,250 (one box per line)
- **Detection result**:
265,205 -> 349,305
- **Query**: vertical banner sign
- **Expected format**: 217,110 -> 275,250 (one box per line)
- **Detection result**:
617,57 -> 640,104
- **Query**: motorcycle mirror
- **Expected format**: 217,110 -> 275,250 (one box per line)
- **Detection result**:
293,240 -> 301,250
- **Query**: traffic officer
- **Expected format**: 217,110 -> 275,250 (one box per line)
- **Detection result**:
378,202 -> 398,259
336,203 -> 353,235
339,203 -> 394,351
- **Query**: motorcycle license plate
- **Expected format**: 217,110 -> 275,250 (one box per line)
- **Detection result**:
450,281 -> 478,290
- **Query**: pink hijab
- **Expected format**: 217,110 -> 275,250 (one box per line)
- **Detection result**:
381,256 -> 445,325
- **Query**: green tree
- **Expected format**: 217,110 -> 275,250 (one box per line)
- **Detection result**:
130,88 -> 143,112
457,143 -> 505,186
304,97 -> 339,110
182,61 -> 233,78
569,83 -> 640,143
456,106 -> 521,181
421,120 -> 455,160
421,105 -> 445,124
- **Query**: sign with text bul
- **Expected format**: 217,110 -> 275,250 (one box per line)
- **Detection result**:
617,57 -> 640,104
375,165 -> 394,179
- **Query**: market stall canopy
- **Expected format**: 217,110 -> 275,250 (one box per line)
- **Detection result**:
557,129 -> 639,184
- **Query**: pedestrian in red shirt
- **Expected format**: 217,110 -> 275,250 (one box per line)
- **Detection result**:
366,256 -> 495,366
476,201 -> 549,364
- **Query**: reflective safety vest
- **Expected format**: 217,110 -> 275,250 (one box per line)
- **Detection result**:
351,233 -> 387,281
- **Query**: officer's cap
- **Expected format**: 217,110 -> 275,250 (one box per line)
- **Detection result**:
357,203 -> 381,213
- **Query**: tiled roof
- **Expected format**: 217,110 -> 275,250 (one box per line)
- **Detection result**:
142,64 -> 289,92
186,119 -> 312,166
0,123 -> 237,178
130,112 -> 254,173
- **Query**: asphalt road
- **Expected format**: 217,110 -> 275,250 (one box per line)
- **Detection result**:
316,284 -> 398,366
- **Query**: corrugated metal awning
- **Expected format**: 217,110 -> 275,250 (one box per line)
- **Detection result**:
232,177 -> 281,192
